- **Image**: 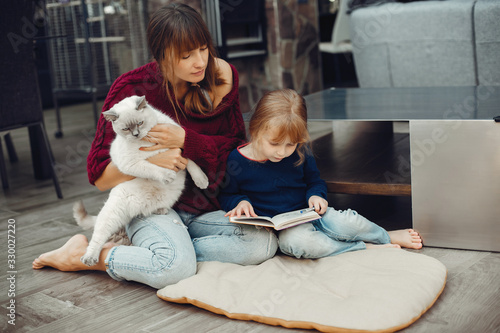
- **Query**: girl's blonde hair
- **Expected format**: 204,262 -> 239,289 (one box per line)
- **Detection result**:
147,3 -> 225,118
249,89 -> 311,165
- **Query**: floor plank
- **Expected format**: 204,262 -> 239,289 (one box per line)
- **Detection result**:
404,249 -> 500,333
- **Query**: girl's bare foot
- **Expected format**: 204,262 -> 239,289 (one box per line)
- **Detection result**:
32,234 -> 111,272
388,229 -> 423,249
366,243 -> 401,250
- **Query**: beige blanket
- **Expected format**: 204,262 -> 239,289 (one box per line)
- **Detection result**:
158,248 -> 446,332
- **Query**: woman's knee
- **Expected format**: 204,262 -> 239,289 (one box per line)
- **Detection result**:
144,217 -> 197,288
148,246 -> 197,289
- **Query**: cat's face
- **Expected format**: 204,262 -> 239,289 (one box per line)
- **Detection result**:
103,96 -> 157,141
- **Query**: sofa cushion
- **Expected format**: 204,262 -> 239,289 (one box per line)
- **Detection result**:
350,0 -> 477,87
474,0 -> 500,85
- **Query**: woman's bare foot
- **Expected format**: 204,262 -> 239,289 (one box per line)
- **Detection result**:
366,243 -> 401,250
32,234 -> 111,272
388,229 -> 423,249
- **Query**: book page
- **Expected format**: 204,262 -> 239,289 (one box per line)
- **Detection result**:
229,216 -> 274,228
229,208 -> 320,230
272,209 -> 320,229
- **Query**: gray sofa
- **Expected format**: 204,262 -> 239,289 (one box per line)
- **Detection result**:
349,0 -> 500,87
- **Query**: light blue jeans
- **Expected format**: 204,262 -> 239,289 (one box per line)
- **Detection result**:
104,210 -> 278,289
278,207 -> 391,259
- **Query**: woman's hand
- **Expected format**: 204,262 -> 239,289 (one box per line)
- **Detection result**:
308,195 -> 328,215
224,200 -> 257,218
140,124 -> 188,172
95,148 -> 187,192
141,124 -> 186,151
147,148 -> 188,172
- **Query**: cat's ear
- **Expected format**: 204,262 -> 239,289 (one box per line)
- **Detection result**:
103,109 -> 119,122
136,96 -> 147,110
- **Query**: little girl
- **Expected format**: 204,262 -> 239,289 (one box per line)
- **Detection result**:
218,89 -> 422,259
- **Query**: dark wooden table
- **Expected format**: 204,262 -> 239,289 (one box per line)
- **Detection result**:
306,86 -> 499,197
305,86 -> 500,252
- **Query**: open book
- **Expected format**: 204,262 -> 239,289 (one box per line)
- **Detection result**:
229,207 -> 321,230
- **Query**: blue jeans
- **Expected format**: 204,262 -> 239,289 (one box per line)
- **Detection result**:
104,210 -> 278,289
278,207 -> 391,259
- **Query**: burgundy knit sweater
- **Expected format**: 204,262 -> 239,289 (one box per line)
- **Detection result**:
87,62 -> 246,214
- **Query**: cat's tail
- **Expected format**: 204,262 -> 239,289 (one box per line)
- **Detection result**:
73,200 -> 97,230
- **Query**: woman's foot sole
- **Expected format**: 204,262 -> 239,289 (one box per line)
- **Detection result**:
32,234 -> 110,271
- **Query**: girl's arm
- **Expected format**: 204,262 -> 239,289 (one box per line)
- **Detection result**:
308,195 -> 328,214
304,153 -> 328,212
217,150 -> 251,212
224,200 -> 257,218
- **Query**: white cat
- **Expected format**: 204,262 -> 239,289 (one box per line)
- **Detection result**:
74,95 -> 209,266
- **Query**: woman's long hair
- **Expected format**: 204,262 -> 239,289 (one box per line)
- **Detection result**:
147,3 -> 225,117
249,89 -> 311,165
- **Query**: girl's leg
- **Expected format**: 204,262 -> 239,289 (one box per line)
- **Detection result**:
318,208 -> 422,249
180,210 -> 278,265
104,211 -> 197,289
317,207 -> 392,245
279,208 -> 396,259
279,222 -> 367,259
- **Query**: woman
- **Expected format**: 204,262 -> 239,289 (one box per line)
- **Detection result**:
33,4 -> 278,289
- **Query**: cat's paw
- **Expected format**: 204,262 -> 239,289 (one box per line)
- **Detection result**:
162,170 -> 177,184
154,207 -> 169,215
80,253 -> 99,267
193,173 -> 209,189
109,229 -> 131,246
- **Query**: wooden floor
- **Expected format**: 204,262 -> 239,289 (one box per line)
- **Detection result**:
1,102 -> 499,333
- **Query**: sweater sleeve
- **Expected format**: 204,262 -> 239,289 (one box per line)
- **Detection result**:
86,91 -> 121,185
86,64 -> 156,185
304,153 -> 328,201
87,116 -> 113,185
217,150 -> 250,211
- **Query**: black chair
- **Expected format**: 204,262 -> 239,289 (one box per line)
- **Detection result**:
0,0 -> 62,198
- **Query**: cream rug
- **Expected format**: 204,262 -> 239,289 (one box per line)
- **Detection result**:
158,248 -> 446,332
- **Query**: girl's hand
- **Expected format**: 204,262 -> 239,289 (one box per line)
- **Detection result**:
147,148 -> 188,172
309,195 -> 328,215
224,200 -> 257,218
141,124 -> 186,151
